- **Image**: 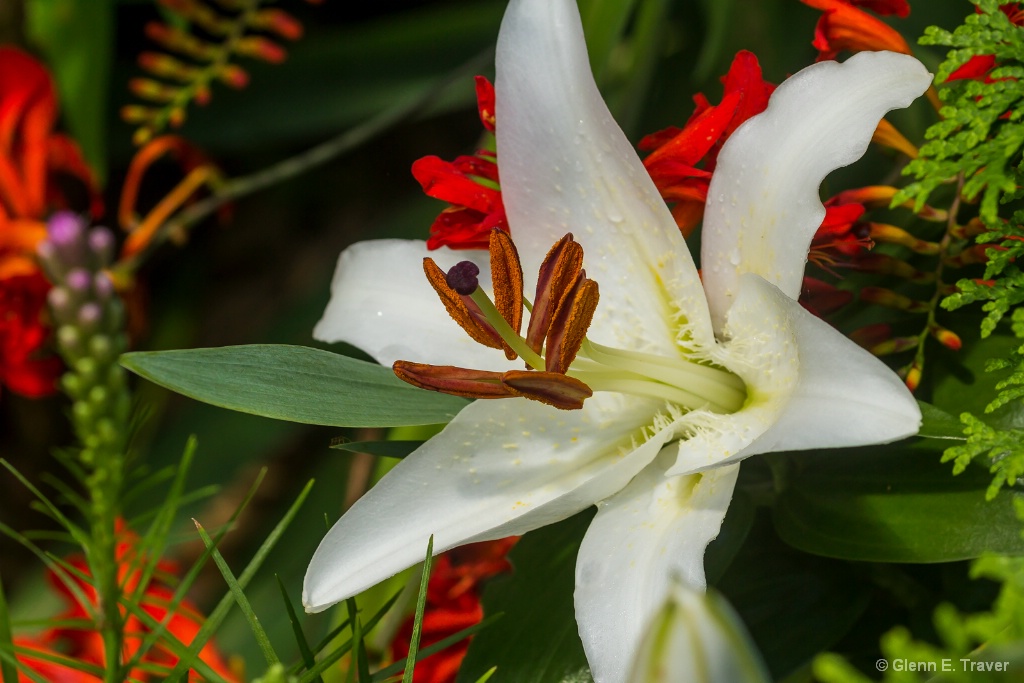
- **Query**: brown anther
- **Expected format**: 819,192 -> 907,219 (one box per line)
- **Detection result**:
502,370 -> 593,410
393,361 -> 515,400
545,275 -> 599,374
489,229 -> 524,360
526,234 -> 584,355
423,258 -> 503,350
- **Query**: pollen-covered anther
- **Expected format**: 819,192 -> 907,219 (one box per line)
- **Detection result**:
489,228 -> 524,360
526,233 -> 584,355
423,258 -> 503,350
545,274 -> 599,374
501,370 -> 592,410
393,361 -> 515,400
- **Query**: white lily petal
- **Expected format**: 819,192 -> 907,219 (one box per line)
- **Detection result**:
630,582 -> 771,683
701,51 -> 932,332
312,239 -> 511,371
303,392 -> 673,613
496,0 -> 714,355
574,455 -> 739,683
730,276 -> 921,457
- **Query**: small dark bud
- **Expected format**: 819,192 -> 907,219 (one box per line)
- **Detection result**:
88,227 -> 116,266
446,261 -> 481,295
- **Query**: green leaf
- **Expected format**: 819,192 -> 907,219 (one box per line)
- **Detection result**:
330,440 -> 425,459
403,536 -> 435,683
457,511 -> 595,683
121,345 -> 469,427
275,576 -> 321,683
773,445 -> 1024,563
918,401 -> 969,440
25,0 -> 113,181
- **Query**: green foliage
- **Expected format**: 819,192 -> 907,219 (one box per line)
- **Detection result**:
942,414 -> 1024,500
898,0 -> 1024,223
814,540 -> 1024,682
944,215 -> 1024,338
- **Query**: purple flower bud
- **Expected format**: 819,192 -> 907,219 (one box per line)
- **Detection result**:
446,261 -> 481,295
67,269 -> 92,293
87,227 -> 115,266
93,273 -> 114,300
78,303 -> 102,329
47,286 -> 72,320
48,211 -> 85,247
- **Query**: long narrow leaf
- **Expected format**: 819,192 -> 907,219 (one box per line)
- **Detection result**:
0,461 -> 88,548
370,614 -> 502,682
121,345 -> 469,427
195,521 -> 280,666
276,576 -> 322,683
126,468 -> 269,676
120,599 -> 229,683
297,591 -> 402,683
402,536 -> 434,683
0,576 -> 18,683
165,479 -> 314,682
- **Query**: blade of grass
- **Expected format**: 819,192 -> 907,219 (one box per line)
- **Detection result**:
0,461 -> 88,547
0,650 -> 48,683
472,667 -> 497,683
296,590 -> 402,683
402,536 -> 434,683
0,522 -> 95,621
129,438 -> 199,610
120,599 -> 229,683
275,575 -> 322,683
164,478 -> 314,683
370,613 -> 501,682
347,598 -> 371,683
125,468 -> 269,676
344,598 -> 359,683
195,520 -> 280,666
0,576 -> 17,683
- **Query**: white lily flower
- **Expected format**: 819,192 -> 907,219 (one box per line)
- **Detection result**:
303,0 -> 929,680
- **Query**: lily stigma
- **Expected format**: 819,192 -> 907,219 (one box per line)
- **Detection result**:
304,0 -> 930,680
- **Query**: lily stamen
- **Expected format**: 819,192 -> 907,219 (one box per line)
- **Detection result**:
396,229 -> 750,413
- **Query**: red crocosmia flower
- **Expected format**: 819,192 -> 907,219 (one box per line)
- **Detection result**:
0,47 -> 102,398
43,521 -> 237,682
0,273 -> 62,396
390,538 -> 518,683
809,200 -> 872,268
641,51 -> 775,236
414,76 -> 508,251
800,0 -> 912,60
800,277 -> 855,318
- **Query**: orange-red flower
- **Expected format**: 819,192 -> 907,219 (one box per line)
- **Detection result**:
0,46 -> 101,398
36,521 -> 237,682
414,77 -> 507,251
640,50 -> 775,236
390,538 -> 517,683
800,0 -> 912,60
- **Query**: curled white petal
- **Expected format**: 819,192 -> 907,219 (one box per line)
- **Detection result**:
575,458 -> 739,683
701,51 -> 932,332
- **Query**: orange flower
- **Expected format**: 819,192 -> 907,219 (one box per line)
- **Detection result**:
0,47 -> 101,398
41,521 -> 237,682
800,0 -> 912,60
